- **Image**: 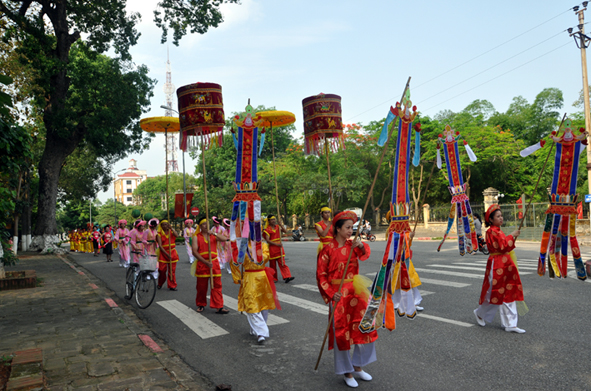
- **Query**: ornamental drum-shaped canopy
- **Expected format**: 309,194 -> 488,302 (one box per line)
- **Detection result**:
177,82 -> 225,150
302,93 -> 343,156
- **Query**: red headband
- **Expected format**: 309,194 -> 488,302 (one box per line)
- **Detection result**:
331,211 -> 358,230
485,204 -> 500,224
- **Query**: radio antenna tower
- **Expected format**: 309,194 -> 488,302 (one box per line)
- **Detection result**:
163,47 -> 179,172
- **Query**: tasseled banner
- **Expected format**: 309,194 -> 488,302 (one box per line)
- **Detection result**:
464,142 -> 477,162
436,147 -> 442,169
412,129 -> 421,167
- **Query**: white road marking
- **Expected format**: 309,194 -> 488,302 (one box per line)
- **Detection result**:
276,292 -> 328,315
414,267 -> 532,277
429,264 -> 486,272
418,290 -> 435,296
157,300 -> 229,339
453,262 -> 538,271
418,314 -> 474,327
222,295 -> 289,326
413,267 -> 485,279
292,283 -> 319,292
418,278 -> 471,288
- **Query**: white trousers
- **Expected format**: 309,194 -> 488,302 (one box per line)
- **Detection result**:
475,258 -> 518,328
330,303 -> 376,375
246,310 -> 269,338
333,338 -> 376,375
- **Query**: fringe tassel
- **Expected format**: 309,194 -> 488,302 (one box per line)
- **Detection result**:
520,142 -> 542,157
436,148 -> 442,169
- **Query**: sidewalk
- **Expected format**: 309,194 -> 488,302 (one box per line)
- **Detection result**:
0,253 -> 213,390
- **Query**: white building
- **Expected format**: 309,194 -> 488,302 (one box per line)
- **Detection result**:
114,159 -> 148,206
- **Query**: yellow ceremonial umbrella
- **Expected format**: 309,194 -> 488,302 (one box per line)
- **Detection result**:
258,110 -> 296,260
140,116 -> 180,222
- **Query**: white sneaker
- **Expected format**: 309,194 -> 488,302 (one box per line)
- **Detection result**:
257,336 -> 265,344
344,376 -> 358,388
353,370 -> 372,381
415,306 -> 424,311
505,327 -> 526,334
474,309 -> 485,327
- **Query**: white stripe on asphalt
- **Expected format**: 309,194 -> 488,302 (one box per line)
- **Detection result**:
453,262 -> 538,271
419,314 -> 474,327
414,267 -> 532,277
276,292 -> 328,315
413,267 -> 484,279
157,300 -> 229,339
222,295 -> 289,326
292,283 -> 319,292
418,290 -> 435,296
418,278 -> 471,288
430,264 -> 486,272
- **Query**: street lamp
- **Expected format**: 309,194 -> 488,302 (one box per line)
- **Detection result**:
161,104 -> 188,219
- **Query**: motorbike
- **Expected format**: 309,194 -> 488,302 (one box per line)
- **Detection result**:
359,228 -> 376,242
477,234 -> 489,255
292,228 -> 306,241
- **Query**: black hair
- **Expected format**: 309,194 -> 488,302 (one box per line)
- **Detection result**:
474,213 -> 481,223
484,209 -> 501,228
267,214 -> 276,220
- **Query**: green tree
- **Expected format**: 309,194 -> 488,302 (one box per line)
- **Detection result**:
0,74 -> 32,274
0,0 -> 240,250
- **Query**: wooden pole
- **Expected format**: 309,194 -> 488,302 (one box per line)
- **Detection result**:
518,113 -> 567,231
200,134 -> 214,287
314,76 -> 411,371
270,123 -> 287,266
324,142 -> 335,213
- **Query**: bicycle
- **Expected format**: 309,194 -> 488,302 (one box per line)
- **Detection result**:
125,262 -> 157,309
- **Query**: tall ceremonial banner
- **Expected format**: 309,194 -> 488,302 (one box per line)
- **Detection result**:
177,82 -> 225,151
302,93 -> 344,156
520,119 -> 588,280
435,125 -> 478,256
359,93 -> 423,333
229,103 -> 265,266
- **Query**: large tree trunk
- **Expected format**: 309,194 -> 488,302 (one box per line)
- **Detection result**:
31,133 -> 79,252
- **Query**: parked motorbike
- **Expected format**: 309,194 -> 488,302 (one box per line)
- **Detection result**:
292,228 -> 305,241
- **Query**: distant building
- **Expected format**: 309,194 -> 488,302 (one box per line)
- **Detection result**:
114,159 -> 148,206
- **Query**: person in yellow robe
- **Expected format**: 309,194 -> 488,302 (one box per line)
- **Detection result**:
231,244 -> 281,344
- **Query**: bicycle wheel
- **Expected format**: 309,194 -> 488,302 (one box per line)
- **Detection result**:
135,272 -> 157,309
124,267 -> 135,300
481,245 -> 489,255
369,234 -> 376,242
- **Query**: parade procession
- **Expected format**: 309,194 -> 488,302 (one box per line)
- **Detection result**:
2,1 -> 591,390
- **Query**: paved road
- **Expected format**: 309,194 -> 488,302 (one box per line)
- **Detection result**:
69,240 -> 591,391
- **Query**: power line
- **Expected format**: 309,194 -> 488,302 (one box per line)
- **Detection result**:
344,7 -> 575,122
419,30 -> 566,105
419,41 -> 572,114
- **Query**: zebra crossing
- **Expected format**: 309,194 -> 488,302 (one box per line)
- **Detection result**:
153,255 -> 589,340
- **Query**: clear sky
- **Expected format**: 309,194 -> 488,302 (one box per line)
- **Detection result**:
98,0 -> 587,202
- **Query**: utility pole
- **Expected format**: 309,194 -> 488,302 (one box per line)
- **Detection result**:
569,2 -> 591,194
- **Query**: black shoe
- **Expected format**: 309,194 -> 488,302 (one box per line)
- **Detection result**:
169,287 -> 178,291
157,285 -> 162,290
285,277 -> 295,283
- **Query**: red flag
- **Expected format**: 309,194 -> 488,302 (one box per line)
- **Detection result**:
175,193 -> 195,218
516,197 -> 523,219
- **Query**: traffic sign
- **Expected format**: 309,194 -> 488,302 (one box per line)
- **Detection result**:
585,194 -> 591,203
191,207 -> 200,216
